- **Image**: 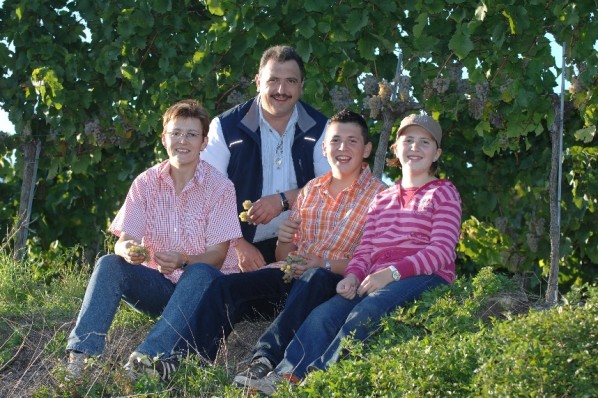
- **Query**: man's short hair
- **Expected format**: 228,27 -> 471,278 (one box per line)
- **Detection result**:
328,109 -> 370,144
259,45 -> 306,81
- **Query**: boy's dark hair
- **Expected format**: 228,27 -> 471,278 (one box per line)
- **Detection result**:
329,109 -> 370,144
259,45 -> 305,81
162,99 -> 211,138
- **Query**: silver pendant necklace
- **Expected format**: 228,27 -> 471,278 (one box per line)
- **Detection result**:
275,139 -> 283,168
274,128 -> 285,169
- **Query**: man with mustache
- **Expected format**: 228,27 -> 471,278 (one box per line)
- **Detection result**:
202,45 -> 329,271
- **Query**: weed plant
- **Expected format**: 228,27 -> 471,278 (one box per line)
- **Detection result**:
2,246 -> 596,398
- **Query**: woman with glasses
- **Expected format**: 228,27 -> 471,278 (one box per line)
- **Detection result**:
65,99 -> 242,382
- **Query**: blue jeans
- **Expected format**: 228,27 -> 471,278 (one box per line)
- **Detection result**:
185,267 -> 297,361
252,268 -> 342,366
275,274 -> 447,378
66,254 -> 222,358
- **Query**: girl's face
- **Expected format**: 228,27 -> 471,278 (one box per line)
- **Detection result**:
394,126 -> 442,176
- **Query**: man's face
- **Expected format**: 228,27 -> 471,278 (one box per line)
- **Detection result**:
255,59 -> 304,120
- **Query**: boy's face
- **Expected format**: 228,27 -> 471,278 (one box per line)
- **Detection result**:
322,121 -> 372,179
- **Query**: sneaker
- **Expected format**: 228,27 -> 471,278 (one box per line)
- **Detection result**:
247,371 -> 300,396
233,356 -> 273,387
124,351 -> 179,382
248,371 -> 283,396
66,351 -> 88,380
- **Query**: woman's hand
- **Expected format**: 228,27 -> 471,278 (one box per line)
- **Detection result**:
153,251 -> 183,274
337,274 -> 360,300
115,239 -> 147,265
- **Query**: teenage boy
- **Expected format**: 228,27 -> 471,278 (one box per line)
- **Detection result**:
191,109 -> 387,380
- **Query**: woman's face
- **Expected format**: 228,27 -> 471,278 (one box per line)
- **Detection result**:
161,117 -> 207,168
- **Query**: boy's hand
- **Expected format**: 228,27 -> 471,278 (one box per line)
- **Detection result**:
278,219 -> 300,243
337,274 -> 360,300
235,238 -> 266,272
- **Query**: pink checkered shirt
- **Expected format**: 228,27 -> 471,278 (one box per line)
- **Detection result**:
110,160 -> 242,283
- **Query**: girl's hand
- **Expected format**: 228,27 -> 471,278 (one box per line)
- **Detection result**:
356,267 -> 394,296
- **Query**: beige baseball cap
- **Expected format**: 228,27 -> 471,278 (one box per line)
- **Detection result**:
397,114 -> 442,146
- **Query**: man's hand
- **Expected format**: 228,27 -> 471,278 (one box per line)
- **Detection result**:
153,251 -> 182,274
247,193 -> 284,225
356,268 -> 394,296
337,274 -> 360,300
235,238 -> 266,272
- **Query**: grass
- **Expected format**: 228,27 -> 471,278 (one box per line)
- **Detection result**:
1,248 -> 596,397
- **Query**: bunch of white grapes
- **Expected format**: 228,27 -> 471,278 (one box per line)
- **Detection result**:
281,254 -> 305,283
238,200 -> 253,222
129,245 -> 149,259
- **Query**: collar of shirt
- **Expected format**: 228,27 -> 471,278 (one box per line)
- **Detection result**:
156,159 -> 205,192
257,101 -> 299,137
313,163 -> 373,193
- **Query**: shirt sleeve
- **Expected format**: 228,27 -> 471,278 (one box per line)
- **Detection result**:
109,173 -> 148,242
202,117 -> 231,176
343,199 -> 379,281
313,121 -> 332,177
204,178 -> 243,247
290,184 -> 306,246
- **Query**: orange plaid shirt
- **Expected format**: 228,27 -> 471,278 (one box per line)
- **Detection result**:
289,164 -> 387,260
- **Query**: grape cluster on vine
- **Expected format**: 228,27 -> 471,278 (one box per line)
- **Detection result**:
360,74 -> 379,96
432,77 -> 451,94
397,75 -> 411,101
329,86 -> 353,111
468,82 -> 489,120
490,113 -> 505,129
226,90 -> 246,106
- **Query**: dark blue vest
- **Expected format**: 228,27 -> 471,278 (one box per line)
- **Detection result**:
218,97 -> 327,242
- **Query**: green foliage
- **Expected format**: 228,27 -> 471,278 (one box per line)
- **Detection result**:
296,272 -> 597,398
0,1 -> 597,287
1,250 -> 596,396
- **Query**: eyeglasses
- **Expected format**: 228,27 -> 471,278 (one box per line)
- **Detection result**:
165,130 -> 203,140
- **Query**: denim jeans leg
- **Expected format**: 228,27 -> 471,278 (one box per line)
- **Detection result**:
309,274 -> 447,372
253,268 -> 342,366
186,268 -> 292,361
67,254 -> 175,356
135,262 -> 223,358
275,294 -> 360,378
